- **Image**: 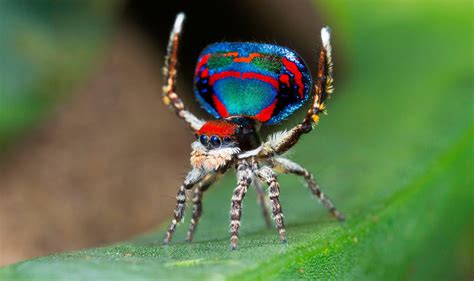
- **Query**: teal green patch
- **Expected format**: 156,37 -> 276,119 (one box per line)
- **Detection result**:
214,78 -> 276,115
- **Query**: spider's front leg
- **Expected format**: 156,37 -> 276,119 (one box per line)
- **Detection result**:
229,159 -> 252,250
163,168 -> 207,244
255,166 -> 287,243
186,173 -> 222,242
274,157 -> 344,221
162,13 -> 205,131
259,27 -> 334,157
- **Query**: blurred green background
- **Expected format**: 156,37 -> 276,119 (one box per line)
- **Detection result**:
0,0 -> 472,280
0,1 -> 118,150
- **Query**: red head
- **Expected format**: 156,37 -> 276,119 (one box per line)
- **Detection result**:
195,117 -> 261,151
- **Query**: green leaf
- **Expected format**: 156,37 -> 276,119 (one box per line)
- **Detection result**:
1,0 -> 472,280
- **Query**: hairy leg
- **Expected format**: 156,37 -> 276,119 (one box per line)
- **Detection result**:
229,160 -> 252,250
164,169 -> 206,244
163,13 -> 204,131
256,166 -> 287,243
259,27 -> 334,157
253,178 -> 272,228
185,186 -> 203,243
186,174 -> 221,242
274,157 -> 344,221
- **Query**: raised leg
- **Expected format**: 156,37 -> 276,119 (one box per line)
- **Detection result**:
256,166 -> 287,243
259,27 -> 334,157
229,160 -> 252,250
253,179 -> 272,228
274,157 -> 344,221
186,174 -> 219,242
164,168 -> 206,244
163,13 -> 205,131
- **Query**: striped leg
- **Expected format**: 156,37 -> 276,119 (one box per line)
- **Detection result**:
274,157 -> 344,221
164,169 -> 205,244
230,160 -> 252,250
258,27 -> 334,157
186,174 -> 219,242
253,179 -> 272,228
256,166 -> 287,243
163,13 -> 204,131
185,186 -> 203,243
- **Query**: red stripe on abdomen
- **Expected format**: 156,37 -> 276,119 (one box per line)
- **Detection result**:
282,58 -> 304,98
242,72 -> 279,89
209,71 -> 241,85
209,71 -> 278,90
212,95 -> 229,117
233,53 -> 262,63
255,99 -> 277,122
195,54 -> 210,76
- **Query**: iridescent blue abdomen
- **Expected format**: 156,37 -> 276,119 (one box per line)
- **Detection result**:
194,42 -> 312,125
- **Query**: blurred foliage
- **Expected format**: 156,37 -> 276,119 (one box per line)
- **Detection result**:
0,0 -> 473,280
0,0 -> 120,151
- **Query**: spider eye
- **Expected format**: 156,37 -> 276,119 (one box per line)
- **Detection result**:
210,135 -> 221,148
199,135 -> 209,146
223,137 -> 232,144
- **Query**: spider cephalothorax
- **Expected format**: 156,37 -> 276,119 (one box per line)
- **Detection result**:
195,117 -> 261,151
162,13 -> 344,250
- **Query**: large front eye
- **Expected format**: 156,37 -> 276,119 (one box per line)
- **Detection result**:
199,135 -> 209,146
223,137 -> 232,145
210,135 -> 221,148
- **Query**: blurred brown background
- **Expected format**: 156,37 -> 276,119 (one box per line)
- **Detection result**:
0,0 -> 328,266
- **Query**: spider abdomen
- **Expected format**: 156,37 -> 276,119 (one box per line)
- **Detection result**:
194,42 -> 312,125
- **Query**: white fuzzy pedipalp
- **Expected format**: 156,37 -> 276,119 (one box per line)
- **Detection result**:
237,145 -> 263,159
181,110 -> 205,131
266,130 -> 291,149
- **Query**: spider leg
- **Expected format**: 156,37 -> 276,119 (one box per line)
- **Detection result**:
186,173 -> 222,242
259,27 -> 334,156
163,13 -> 205,131
253,177 -> 272,229
164,168 -> 206,244
274,157 -> 344,221
229,160 -> 252,250
256,166 -> 287,243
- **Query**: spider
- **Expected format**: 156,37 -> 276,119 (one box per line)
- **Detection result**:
162,13 -> 344,250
